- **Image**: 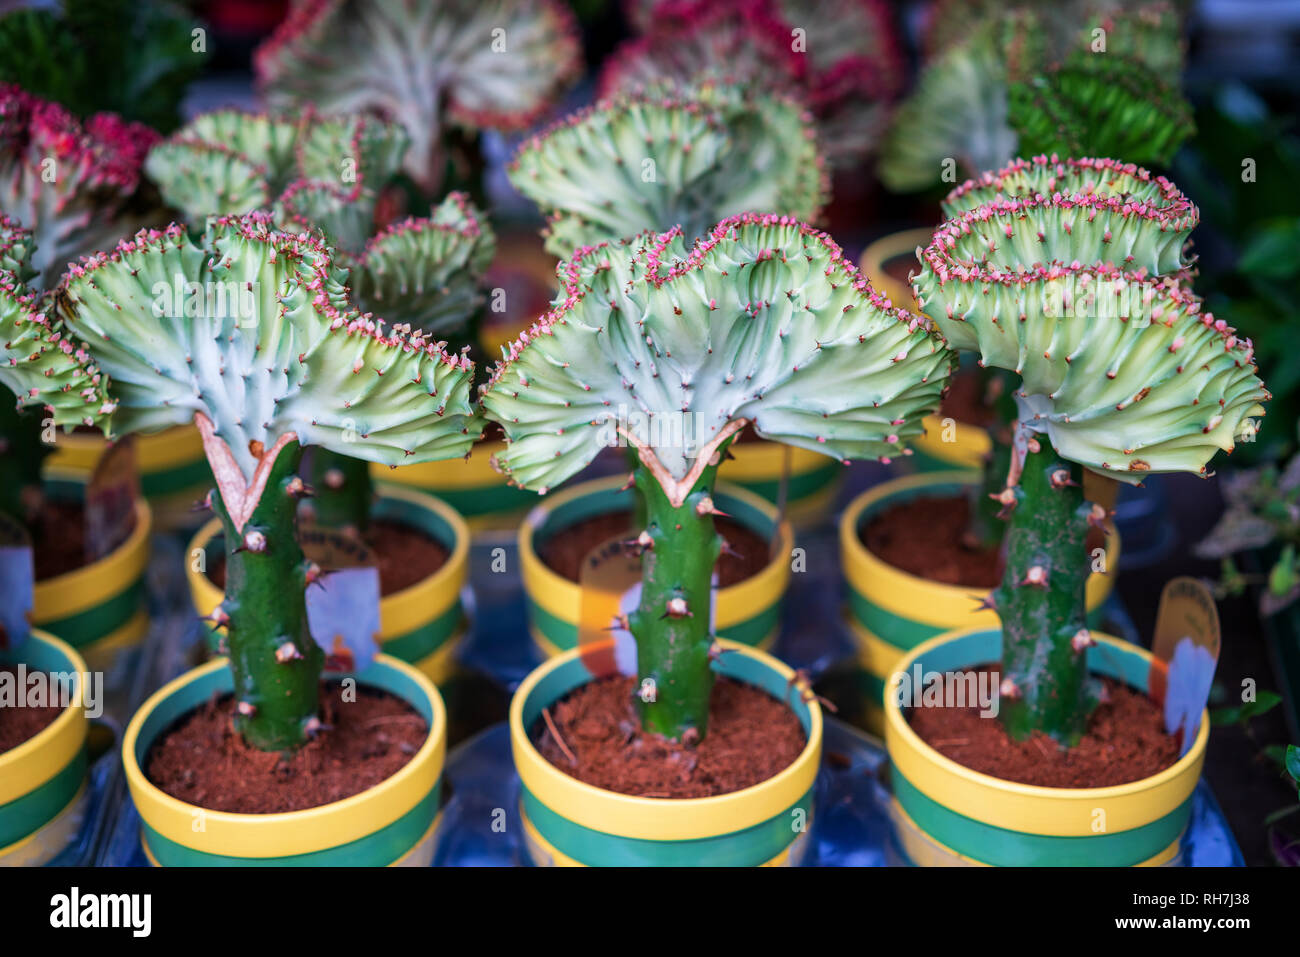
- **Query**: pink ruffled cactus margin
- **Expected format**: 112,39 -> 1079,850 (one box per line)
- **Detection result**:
0,84 -> 158,288
254,0 -> 583,193
607,0 -> 903,168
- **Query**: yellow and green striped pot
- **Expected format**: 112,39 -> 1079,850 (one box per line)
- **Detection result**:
840,472 -> 1119,732
187,484 -> 469,687
122,654 -> 446,866
46,425 -> 210,530
512,641 -> 822,866
0,631 -> 90,866
719,440 -> 843,525
519,476 -> 793,659
35,479 -> 152,672
373,441 -> 535,533
884,627 -> 1207,866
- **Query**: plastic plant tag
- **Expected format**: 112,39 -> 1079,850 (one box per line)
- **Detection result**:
0,512 -> 33,649
1148,576 -> 1221,756
84,437 -> 139,561
300,526 -> 381,673
577,531 -> 641,678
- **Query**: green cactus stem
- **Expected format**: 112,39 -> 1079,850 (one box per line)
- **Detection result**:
629,452 -> 727,738
484,215 -> 955,740
208,431 -> 325,751
305,448 -> 373,537
992,435 -> 1096,743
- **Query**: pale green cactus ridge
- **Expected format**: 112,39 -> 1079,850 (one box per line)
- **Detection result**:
913,171 -> 1267,482
55,214 -> 480,480
351,192 -> 496,335
294,112 -> 409,188
276,178 -> 379,256
482,215 -> 954,493
0,215 -> 112,430
508,81 -> 827,259
877,14 -> 1040,192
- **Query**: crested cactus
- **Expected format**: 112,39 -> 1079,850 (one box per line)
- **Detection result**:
483,214 -> 954,738
912,156 -> 1270,743
0,214 -> 111,529
48,215 -> 479,750
1009,54 -> 1193,167
148,107 -> 496,535
880,0 -> 1188,192
606,0 -> 902,169
508,82 -> 827,260
254,0 -> 583,194
0,84 -> 158,288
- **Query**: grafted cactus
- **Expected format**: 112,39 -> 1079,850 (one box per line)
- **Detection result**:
0,215 -> 111,527
608,0 -> 901,168
508,82 -> 827,259
0,84 -> 158,288
52,215 -> 480,750
912,157 -> 1269,743
254,0 -> 582,194
483,214 -> 953,738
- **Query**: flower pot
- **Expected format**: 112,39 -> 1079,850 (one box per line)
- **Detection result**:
511,641 -> 822,866
884,627 -> 1208,866
840,472 -> 1119,731
0,631 -> 90,866
859,227 -> 933,314
371,442 -> 537,533
187,484 -> 469,686
519,475 -> 793,658
122,654 -> 446,866
46,425 -> 210,530
718,439 -> 843,525
34,479 -> 152,671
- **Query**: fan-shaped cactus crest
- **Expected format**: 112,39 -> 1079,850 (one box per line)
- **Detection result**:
254,0 -> 583,193
483,214 -> 953,738
508,82 -> 827,259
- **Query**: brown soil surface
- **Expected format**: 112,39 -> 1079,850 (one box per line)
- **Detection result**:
144,682 -> 427,813
861,494 -> 1107,589
209,519 -> 448,596
534,674 -> 807,798
908,670 -> 1180,787
538,510 -> 772,587
0,668 -> 63,753
938,369 -> 998,428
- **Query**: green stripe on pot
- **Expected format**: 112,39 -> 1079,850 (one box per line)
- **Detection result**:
0,749 -> 86,849
892,771 -> 1191,867
522,784 -> 812,867
411,481 -> 534,519
141,782 -> 442,867
380,600 -> 463,662
39,580 -> 146,650
138,456 -> 212,498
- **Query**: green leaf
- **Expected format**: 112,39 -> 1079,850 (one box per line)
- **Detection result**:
1210,690 -> 1283,727
1287,744 -> 1300,788
1238,219 -> 1300,280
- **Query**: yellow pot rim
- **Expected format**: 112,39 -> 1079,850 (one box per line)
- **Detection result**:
911,413 -> 994,463
518,474 -> 794,628
883,627 -> 1209,836
859,227 -> 935,312
509,639 -> 822,842
33,498 -> 152,620
49,424 -> 204,472
724,437 -> 827,473
186,487 -> 469,637
371,440 -> 507,490
0,630 -> 89,806
121,654 -> 446,858
839,472 -> 1119,627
